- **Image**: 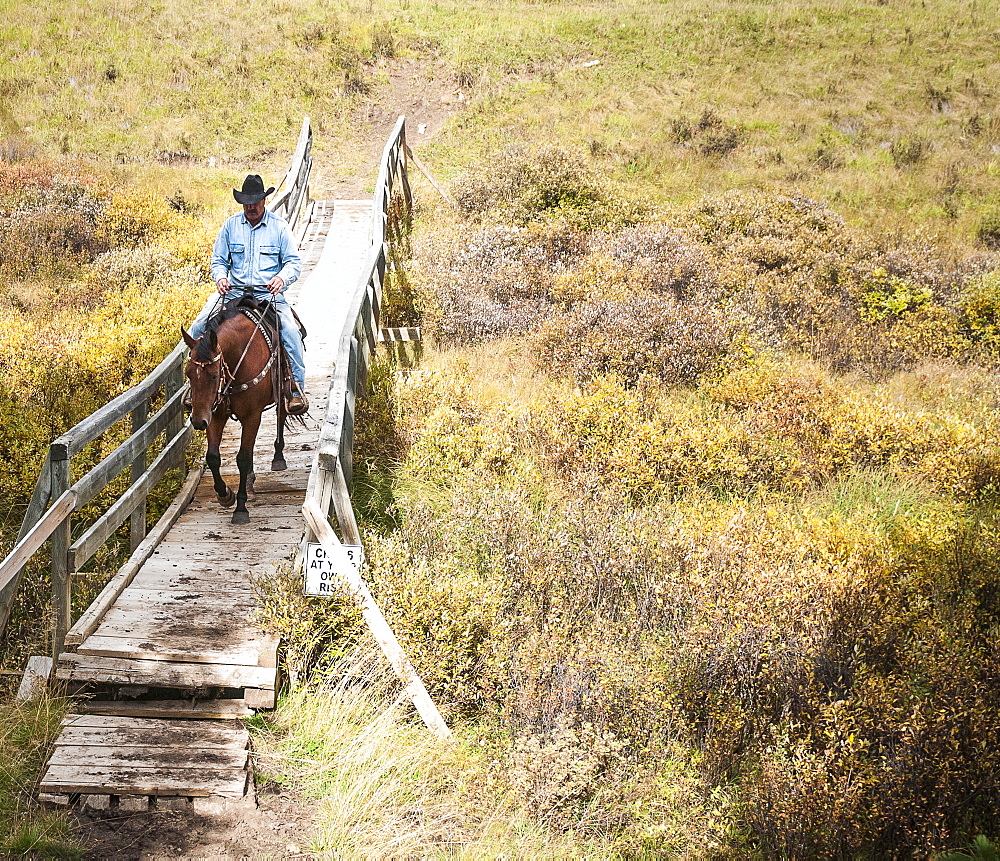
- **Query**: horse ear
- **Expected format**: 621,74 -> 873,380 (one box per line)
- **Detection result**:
181,327 -> 197,349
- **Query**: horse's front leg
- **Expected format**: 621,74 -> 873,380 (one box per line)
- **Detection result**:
206,413 -> 235,508
232,413 -> 261,525
272,397 -> 288,472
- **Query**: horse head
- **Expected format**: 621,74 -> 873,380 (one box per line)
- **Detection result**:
182,327 -> 223,431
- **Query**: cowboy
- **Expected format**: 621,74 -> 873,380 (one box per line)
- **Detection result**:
188,174 -> 308,415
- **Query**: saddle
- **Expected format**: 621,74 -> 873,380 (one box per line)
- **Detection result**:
220,295 -> 306,401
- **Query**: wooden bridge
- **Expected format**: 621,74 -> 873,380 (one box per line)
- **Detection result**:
0,118 -> 434,812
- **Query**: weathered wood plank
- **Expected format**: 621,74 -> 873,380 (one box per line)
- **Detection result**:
78,635 -> 275,668
62,713 -> 249,735
55,724 -> 247,749
56,652 -> 275,689
76,700 -> 254,719
102,588 -> 257,610
40,764 -> 248,798
127,571 -> 259,594
47,745 -> 248,770
91,609 -> 256,639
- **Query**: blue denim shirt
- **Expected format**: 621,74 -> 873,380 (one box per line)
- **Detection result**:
210,209 -> 301,291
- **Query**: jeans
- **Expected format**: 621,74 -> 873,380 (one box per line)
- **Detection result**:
189,289 -> 305,388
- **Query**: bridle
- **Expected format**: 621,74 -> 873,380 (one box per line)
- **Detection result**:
188,306 -> 278,415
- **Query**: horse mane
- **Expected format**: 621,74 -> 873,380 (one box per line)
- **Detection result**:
195,298 -> 259,361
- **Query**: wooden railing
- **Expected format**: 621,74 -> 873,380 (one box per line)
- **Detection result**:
0,346 -> 190,660
0,119 -> 316,663
271,117 -> 313,236
304,115 -> 412,547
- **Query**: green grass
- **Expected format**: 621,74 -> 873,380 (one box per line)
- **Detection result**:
3,0 -> 1000,243
0,694 -> 79,859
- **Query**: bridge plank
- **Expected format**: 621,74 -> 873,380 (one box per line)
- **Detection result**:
48,745 -> 248,769
40,765 -> 248,798
78,635 -> 276,668
102,588 -> 257,610
77,631 -> 268,667
76,700 -> 254,719
56,653 -> 275,689
62,713 -> 249,737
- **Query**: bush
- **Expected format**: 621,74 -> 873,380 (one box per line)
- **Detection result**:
452,145 -> 640,228
959,270 -> 1000,352
532,293 -> 740,387
977,210 -> 1000,249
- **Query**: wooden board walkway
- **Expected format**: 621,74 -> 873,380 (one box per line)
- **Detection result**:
40,200 -> 374,808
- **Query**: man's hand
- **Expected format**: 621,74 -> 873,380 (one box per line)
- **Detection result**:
266,275 -> 285,295
216,277 -> 231,296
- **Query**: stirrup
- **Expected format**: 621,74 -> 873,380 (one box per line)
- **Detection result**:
286,392 -> 309,416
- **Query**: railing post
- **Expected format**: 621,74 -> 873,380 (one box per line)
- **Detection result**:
129,400 -> 148,551
50,449 -> 71,660
166,359 -> 185,468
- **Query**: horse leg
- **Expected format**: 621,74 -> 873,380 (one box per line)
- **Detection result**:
206,414 -> 235,508
272,397 -> 288,472
232,413 -> 261,525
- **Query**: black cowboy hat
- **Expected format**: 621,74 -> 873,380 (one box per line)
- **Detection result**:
233,174 -> 275,205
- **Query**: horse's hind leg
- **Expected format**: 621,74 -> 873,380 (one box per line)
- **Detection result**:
272,398 -> 288,472
206,415 -> 235,508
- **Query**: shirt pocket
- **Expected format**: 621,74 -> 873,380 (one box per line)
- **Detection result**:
260,245 -> 280,262
229,243 -> 246,260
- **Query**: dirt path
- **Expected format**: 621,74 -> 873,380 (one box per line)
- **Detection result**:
69,57 -> 460,860
313,55 -> 464,200
72,788 -> 315,860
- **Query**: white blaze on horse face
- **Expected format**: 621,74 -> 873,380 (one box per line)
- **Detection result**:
187,363 -> 220,430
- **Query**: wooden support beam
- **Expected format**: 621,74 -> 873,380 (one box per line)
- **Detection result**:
302,499 -> 451,739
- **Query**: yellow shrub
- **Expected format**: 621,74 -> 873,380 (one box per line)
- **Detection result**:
97,187 -> 179,247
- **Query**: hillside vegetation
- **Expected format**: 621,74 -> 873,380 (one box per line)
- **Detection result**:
1,0 -> 1000,857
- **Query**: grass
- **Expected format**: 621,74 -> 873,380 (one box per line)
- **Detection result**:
2,0 -> 999,243
0,693 -> 79,858
2,0 -> 1000,854
253,638 -> 607,859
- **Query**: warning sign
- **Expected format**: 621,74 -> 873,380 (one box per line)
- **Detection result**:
304,542 -> 364,597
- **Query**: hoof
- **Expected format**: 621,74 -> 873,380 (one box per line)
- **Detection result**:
231,509 -> 250,525
217,488 -> 236,508
271,458 -> 287,472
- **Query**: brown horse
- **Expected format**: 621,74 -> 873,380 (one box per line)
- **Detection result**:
181,298 -> 289,525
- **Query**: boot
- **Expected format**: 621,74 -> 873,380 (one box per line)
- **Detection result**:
286,384 -> 309,416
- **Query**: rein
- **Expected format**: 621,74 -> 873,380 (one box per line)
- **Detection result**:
192,305 -> 279,414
